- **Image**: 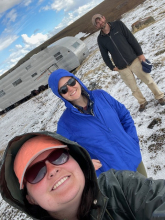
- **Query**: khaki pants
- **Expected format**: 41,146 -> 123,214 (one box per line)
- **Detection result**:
137,161 -> 147,177
118,58 -> 164,104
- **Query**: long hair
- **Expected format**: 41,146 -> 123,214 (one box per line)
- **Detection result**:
75,149 -> 100,220
77,177 -> 99,219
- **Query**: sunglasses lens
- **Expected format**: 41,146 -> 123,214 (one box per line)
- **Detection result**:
59,78 -> 76,94
25,162 -> 46,184
68,78 -> 76,86
49,149 -> 69,165
59,86 -> 68,94
25,149 -> 69,184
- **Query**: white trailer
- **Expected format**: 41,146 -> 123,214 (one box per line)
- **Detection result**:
0,36 -> 89,111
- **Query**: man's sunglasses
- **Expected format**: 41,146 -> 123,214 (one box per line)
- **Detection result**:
58,77 -> 76,94
24,148 -> 69,184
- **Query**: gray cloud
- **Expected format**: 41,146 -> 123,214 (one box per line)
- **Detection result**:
0,0 -> 22,14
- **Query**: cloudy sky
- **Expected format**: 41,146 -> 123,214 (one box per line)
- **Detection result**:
0,0 -> 103,76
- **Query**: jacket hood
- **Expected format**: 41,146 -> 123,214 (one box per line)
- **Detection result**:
0,131 -> 98,219
48,69 -> 90,108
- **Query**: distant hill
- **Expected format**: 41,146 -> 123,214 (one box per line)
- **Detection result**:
1,0 -> 145,78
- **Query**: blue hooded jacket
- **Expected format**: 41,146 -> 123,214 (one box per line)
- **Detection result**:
48,69 -> 142,176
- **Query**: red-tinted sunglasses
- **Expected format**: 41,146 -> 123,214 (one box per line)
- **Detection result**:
58,77 -> 76,94
24,148 -> 69,184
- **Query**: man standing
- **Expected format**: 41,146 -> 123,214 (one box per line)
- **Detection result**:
92,14 -> 165,112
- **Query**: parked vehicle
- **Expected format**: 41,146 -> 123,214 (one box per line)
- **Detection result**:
0,36 -> 89,112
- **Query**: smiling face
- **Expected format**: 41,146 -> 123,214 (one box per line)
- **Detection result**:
26,148 -> 85,215
58,76 -> 82,105
95,16 -> 107,30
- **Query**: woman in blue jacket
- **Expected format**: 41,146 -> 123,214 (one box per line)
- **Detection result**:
48,69 -> 147,177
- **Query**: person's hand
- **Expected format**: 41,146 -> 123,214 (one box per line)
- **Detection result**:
138,54 -> 146,62
113,67 -> 119,71
92,159 -> 102,170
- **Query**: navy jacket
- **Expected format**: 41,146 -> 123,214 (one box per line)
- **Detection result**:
98,20 -> 143,70
48,69 -> 142,176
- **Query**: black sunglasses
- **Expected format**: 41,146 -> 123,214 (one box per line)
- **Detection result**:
58,77 -> 76,94
24,148 -> 69,184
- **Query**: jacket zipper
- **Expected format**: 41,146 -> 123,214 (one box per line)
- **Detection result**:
105,209 -> 114,220
91,108 -> 94,116
76,106 -> 113,132
109,35 -> 128,66
73,101 -> 113,132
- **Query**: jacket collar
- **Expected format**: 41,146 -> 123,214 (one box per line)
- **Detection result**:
100,22 -> 111,36
74,90 -> 94,115
90,190 -> 109,219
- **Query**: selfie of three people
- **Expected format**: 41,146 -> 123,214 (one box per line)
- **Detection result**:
0,14 -> 165,220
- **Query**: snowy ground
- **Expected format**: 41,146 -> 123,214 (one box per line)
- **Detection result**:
0,0 -> 165,218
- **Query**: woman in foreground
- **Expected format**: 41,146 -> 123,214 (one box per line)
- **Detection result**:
0,131 -> 165,219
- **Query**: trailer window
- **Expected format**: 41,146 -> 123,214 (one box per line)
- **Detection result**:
54,52 -> 61,58
54,52 -> 63,61
12,78 -> 22,87
31,72 -> 37,77
25,64 -> 32,70
72,42 -> 80,48
55,55 -> 63,61
0,90 -> 5,97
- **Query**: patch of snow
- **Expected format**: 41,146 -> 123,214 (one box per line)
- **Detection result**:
0,0 -> 165,218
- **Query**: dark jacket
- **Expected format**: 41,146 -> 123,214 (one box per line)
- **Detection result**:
48,69 -> 142,177
98,20 -> 143,70
0,131 -> 165,219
